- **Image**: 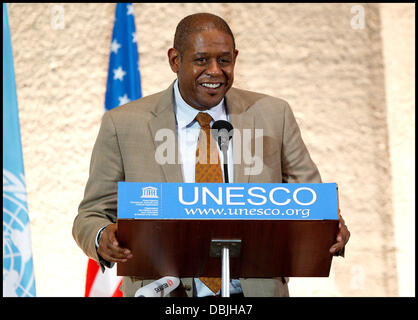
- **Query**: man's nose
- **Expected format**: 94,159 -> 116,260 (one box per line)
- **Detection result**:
206,59 -> 222,76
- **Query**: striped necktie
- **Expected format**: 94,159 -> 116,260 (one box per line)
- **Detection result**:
195,112 -> 223,295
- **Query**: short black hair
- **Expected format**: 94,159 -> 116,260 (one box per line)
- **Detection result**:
173,13 -> 236,57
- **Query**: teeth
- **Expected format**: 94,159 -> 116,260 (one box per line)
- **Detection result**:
202,83 -> 220,88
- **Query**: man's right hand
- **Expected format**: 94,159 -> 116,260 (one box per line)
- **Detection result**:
97,223 -> 133,263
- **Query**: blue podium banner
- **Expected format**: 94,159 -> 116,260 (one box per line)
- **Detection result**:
117,182 -> 338,220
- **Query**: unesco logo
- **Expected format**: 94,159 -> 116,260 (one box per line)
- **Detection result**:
141,186 -> 158,199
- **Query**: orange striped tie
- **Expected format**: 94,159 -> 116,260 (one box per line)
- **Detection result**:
195,112 -> 223,295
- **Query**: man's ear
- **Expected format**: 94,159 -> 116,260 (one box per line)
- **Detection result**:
233,49 -> 239,64
168,48 -> 180,73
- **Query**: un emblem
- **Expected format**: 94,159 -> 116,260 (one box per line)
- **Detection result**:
3,169 -> 36,297
141,186 -> 158,198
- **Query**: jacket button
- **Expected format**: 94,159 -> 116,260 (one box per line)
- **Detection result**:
184,284 -> 192,291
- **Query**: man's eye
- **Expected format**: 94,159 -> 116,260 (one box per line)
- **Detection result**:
195,58 -> 206,63
220,59 -> 230,64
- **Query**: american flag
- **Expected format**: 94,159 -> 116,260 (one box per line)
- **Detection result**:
105,3 -> 142,110
85,3 -> 142,297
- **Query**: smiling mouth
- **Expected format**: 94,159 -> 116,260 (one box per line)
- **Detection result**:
200,82 -> 223,89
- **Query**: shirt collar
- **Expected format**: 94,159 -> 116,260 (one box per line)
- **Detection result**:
174,79 -> 226,129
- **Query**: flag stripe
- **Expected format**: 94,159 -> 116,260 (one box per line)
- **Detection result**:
87,260 -> 123,297
84,259 -> 100,297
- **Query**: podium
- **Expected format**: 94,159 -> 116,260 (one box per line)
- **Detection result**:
116,182 -> 339,295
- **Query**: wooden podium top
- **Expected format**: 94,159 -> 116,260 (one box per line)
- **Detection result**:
117,219 -> 338,278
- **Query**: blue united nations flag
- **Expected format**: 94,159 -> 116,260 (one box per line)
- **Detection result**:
3,3 -> 36,297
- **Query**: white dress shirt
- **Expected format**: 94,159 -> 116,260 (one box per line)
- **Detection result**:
174,80 -> 233,184
173,79 -> 242,296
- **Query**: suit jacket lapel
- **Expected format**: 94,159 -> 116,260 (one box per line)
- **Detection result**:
225,88 -> 254,184
148,83 -> 184,183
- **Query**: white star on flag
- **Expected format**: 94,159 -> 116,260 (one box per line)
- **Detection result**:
113,66 -> 126,81
127,4 -> 134,15
110,39 -> 121,54
132,32 -> 137,43
118,94 -> 130,105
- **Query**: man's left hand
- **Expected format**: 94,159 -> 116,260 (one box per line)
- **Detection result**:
329,214 -> 350,255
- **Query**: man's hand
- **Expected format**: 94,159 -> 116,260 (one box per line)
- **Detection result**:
329,214 -> 350,255
97,223 -> 133,263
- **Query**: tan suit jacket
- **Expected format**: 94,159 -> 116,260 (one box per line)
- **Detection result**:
73,81 -> 321,297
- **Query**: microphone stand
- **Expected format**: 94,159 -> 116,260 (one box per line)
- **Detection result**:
212,121 -> 234,297
220,139 -> 229,184
219,136 -> 230,297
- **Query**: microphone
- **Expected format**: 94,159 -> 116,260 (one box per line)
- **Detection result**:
211,120 -> 233,183
134,276 -> 180,297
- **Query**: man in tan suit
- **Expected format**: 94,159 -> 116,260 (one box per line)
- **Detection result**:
73,13 -> 350,297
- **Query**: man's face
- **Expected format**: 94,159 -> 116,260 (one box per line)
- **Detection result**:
169,29 -> 238,110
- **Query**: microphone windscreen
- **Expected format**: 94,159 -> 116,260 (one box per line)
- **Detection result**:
211,120 -> 234,149
212,120 -> 233,133
134,276 -> 180,297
